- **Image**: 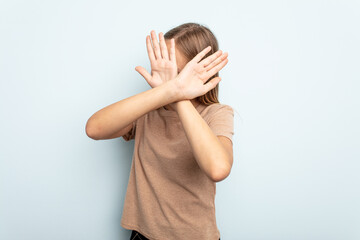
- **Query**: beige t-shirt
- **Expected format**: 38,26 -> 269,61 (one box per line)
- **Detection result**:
120,102 -> 234,240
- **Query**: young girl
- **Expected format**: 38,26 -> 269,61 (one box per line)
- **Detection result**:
86,22 -> 233,240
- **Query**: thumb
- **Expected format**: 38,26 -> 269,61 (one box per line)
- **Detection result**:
135,66 -> 152,81
203,77 -> 221,93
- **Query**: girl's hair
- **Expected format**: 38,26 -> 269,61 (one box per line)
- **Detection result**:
164,23 -> 220,105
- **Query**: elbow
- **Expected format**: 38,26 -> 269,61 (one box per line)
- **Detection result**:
85,120 -> 100,140
210,161 -> 232,183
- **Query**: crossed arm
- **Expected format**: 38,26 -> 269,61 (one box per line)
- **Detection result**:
86,30 -> 232,182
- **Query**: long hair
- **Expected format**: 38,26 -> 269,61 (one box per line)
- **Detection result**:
164,23 -> 220,105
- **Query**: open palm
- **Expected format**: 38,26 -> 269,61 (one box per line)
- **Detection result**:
173,46 -> 229,100
135,30 -> 177,88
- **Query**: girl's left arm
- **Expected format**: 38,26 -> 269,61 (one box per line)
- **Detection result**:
173,100 -> 233,182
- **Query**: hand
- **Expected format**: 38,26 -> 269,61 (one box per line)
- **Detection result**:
135,30 -> 177,88
171,46 -> 229,101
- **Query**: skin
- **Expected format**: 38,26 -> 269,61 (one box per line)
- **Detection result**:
163,39 -> 200,111
135,30 -> 200,111
85,30 -> 232,182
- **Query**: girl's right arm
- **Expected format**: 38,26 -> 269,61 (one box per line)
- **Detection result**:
85,80 -> 180,140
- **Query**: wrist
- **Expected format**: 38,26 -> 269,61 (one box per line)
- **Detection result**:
167,77 -> 183,102
158,80 -> 180,109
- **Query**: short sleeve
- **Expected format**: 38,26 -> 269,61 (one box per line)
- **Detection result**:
122,120 -> 136,141
207,105 -> 234,143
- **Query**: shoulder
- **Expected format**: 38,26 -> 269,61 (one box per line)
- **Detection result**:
200,103 -> 234,122
203,103 -> 234,115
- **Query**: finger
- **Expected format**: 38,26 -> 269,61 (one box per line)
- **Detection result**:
146,35 -> 156,62
169,38 -> 176,62
205,52 -> 228,71
135,66 -> 152,81
203,77 -> 222,93
150,30 -> 162,59
192,46 -> 212,63
159,32 -> 169,60
206,57 -> 228,78
200,50 -> 222,68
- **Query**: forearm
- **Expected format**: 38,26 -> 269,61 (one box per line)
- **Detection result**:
174,100 -> 231,182
86,80 -> 179,139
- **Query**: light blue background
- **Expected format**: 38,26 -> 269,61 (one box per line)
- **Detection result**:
1,0 -> 359,239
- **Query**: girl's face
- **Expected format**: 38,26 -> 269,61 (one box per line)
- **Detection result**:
165,40 -> 188,74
